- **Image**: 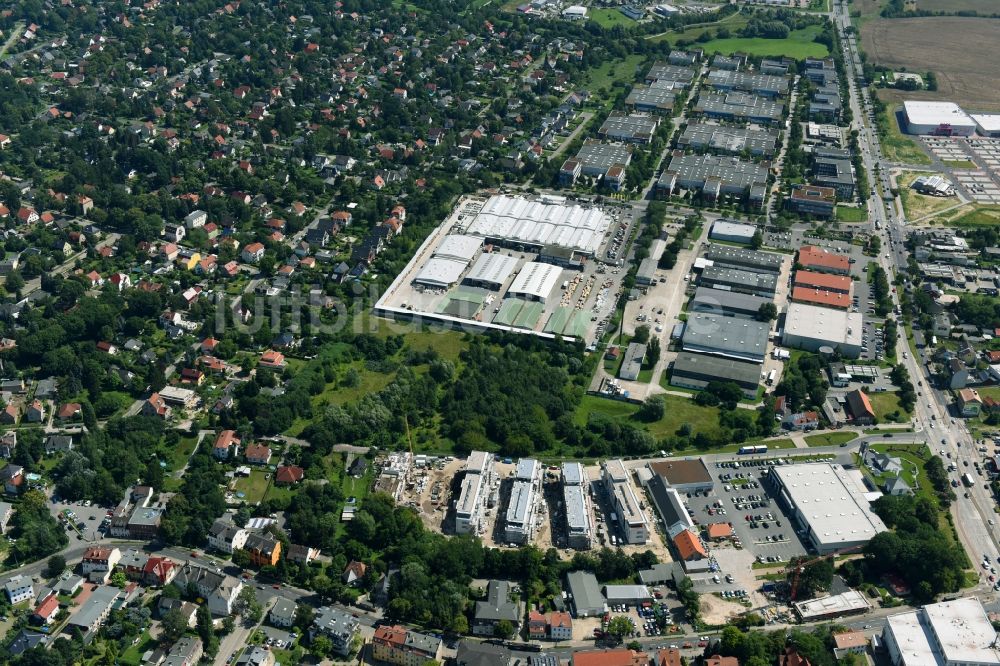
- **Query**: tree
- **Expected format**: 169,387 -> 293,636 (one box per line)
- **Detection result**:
633,325 -> 650,344
160,607 -> 187,644
4,270 -> 25,296
607,615 -> 634,642
111,571 -> 128,588
310,635 -> 333,658
751,229 -> 763,250
45,555 -> 66,578
493,620 -> 515,640
234,585 -> 262,624
197,603 -> 215,644
638,396 -> 665,422
645,337 -> 661,367
757,302 -> 778,321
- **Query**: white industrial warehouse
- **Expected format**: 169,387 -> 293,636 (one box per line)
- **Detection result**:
464,252 -> 519,290
412,234 -> 484,288
771,463 -> 886,554
782,302 -> 863,358
507,262 -> 564,302
414,257 -> 469,289
883,597 -> 1000,666
902,101 -> 977,136
458,194 -> 612,256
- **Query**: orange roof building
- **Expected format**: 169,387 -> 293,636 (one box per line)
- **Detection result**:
706,656 -> 739,666
798,245 -> 851,275
673,529 -> 708,561
845,389 -> 875,424
791,286 -> 851,310
658,648 -> 682,666
793,270 -> 853,294
706,522 -> 733,540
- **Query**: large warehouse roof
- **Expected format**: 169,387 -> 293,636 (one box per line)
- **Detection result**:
705,243 -> 784,273
784,302 -> 862,347
772,463 -> 886,550
507,262 -> 563,301
682,313 -> 770,361
434,234 -> 483,262
710,220 -> 757,242
462,195 -> 611,255
903,101 -> 976,130
414,256 -> 468,288
700,265 -> 778,294
886,597 -> 1000,666
671,351 -> 761,388
972,114 -> 1000,134
690,286 -> 771,317
465,252 -> 519,288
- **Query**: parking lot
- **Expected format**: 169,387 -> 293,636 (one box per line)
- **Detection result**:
50,497 -> 113,541
679,458 -> 814,602
258,624 -> 298,651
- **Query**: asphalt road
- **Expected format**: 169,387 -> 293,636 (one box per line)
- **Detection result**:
831,0 -> 999,602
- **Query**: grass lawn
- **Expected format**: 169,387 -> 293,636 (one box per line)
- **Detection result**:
232,469 -> 272,505
165,435 -> 199,473
836,205 -> 868,223
370,317 -> 467,363
897,172 -> 962,221
313,361 -> 395,408
647,12 -> 748,43
945,205 -> 1000,228
584,54 -> 646,95
804,431 -> 858,447
697,27 -> 829,59
879,105 -> 932,166
868,391 -> 910,423
119,632 -> 155,666
589,8 -> 636,29
575,393 -> 775,446
942,159 -> 976,169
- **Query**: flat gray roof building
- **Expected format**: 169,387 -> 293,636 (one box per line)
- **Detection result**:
619,342 -> 647,381
576,141 -> 632,172
705,69 -> 789,97
625,85 -> 677,113
660,154 -> 769,198
679,123 -> 779,157
566,571 -> 604,617
694,92 -> 783,123
699,265 -> 778,296
670,351 -> 761,398
682,314 -> 770,363
564,484 -> 591,550
704,243 -> 784,274
598,114 -> 659,144
562,462 -> 585,486
690,286 -> 771,319
645,62 -> 697,86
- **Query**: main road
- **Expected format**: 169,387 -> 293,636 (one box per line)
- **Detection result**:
831,0 -> 997,594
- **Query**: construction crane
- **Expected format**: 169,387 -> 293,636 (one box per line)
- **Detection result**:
783,545 -> 864,601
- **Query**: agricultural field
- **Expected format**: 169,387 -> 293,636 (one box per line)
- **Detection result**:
862,18 -> 1000,111
913,0 -> 1000,12
897,171 -> 963,221
697,26 -> 830,59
